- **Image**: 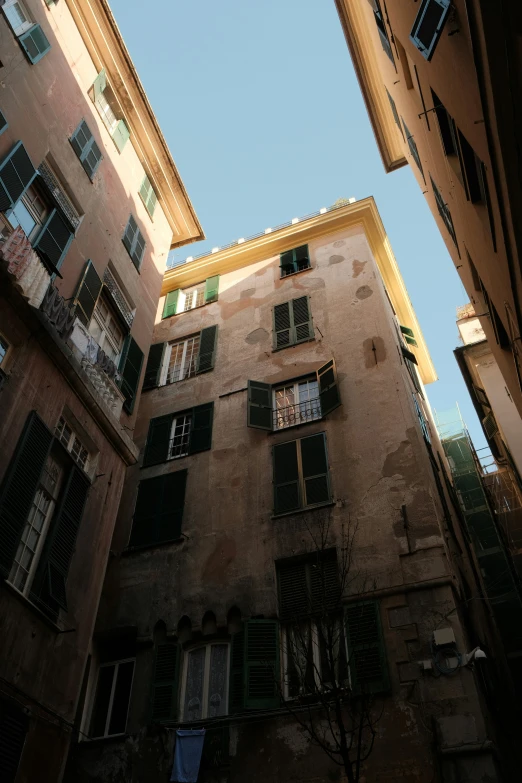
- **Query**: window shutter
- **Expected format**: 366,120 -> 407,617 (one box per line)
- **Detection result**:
33,466 -> 90,612
129,470 -> 187,548
73,260 -> 103,327
122,216 -> 145,270
93,69 -> 107,102
70,120 -> 92,160
0,412 -> 52,577
273,440 -> 300,515
345,601 -> 389,695
0,698 -> 29,783
188,402 -> 214,454
310,551 -> 341,615
0,141 -> 37,213
150,643 -> 179,722
162,290 -> 180,319
122,215 -> 137,255
386,89 -> 403,137
0,111 -> 7,136
317,359 -> 341,417
273,301 -> 292,349
70,121 -> 103,179
291,296 -> 314,344
410,0 -> 451,61
19,25 -> 51,64
277,560 -> 308,620
402,120 -> 424,179
244,620 -> 280,710
197,325 -> 218,374
300,433 -> 330,507
33,208 -> 74,270
204,275 -> 220,304
112,119 -> 130,153
247,380 -> 272,430
228,624 -> 245,714
279,249 -> 295,276
140,175 -> 157,218
118,335 -> 144,414
400,325 -> 418,347
142,342 -> 166,391
143,414 -> 173,467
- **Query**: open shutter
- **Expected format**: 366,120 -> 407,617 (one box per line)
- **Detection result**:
19,24 -> 51,64
317,359 -> 341,416
410,0 -> 451,61
244,620 -> 280,710
70,121 -> 103,179
130,470 -> 187,548
279,249 -> 296,276
273,440 -> 300,515
197,325 -> 218,374
162,290 -> 179,319
0,412 -> 52,577
204,275 -> 220,304
0,698 -> 29,783
142,343 -> 165,391
273,301 -> 292,350
300,433 -> 330,507
247,380 -> 272,430
93,69 -> 107,101
151,643 -> 179,722
73,260 -> 103,326
345,601 -> 389,695
143,414 -> 173,467
131,227 -> 146,270
0,111 -> 8,136
228,624 -> 245,714
294,244 -> 310,269
33,208 -> 74,270
112,120 -> 130,153
400,325 -> 418,347
119,335 -> 144,414
140,175 -> 157,218
0,141 -> 37,212
122,215 -> 138,256
292,296 -> 314,343
277,560 -> 309,620
188,403 -> 214,454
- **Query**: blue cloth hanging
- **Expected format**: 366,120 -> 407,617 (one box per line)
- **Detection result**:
170,729 -> 206,783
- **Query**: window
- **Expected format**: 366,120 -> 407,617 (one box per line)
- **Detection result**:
7,181 -> 48,241
478,280 -> 510,350
89,659 -> 135,738
385,89 -> 404,140
129,471 -> 188,548
401,345 -> 423,397
0,698 -> 29,783
89,295 -> 125,363
430,176 -> 458,248
91,70 -> 130,153
0,335 -> 10,367
2,0 -> 51,64
181,643 -> 229,721
143,326 -> 218,390
38,159 -> 82,231
372,0 -> 395,64
162,334 -> 200,384
344,602 -> 389,694
279,245 -> 310,278
0,110 -> 7,136
70,120 -> 103,180
122,214 -> 146,270
118,335 -> 144,414
413,396 -> 431,443
272,432 -> 331,515
55,417 -> 90,471
162,276 -> 220,318
401,119 -> 424,180
3,0 -> 32,35
400,325 -> 417,347
183,284 -> 205,312
273,377 -> 321,430
456,131 -> 496,244
139,174 -> 157,218
410,0 -> 451,61
273,296 -> 314,350
143,403 -> 214,467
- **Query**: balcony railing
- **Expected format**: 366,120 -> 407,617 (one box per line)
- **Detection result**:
273,398 -> 321,430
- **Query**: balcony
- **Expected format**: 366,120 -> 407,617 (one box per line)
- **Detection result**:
274,398 -> 321,430
0,225 -> 51,308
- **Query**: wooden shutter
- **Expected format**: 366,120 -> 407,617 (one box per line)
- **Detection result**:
162,290 -> 179,319
273,440 -> 300,515
19,25 -> 51,64
140,175 -> 157,218
188,403 -> 214,454
122,215 -> 145,270
112,120 -> 130,153
197,325 -> 218,374
228,625 -> 245,714
119,335 -> 144,414
93,69 -> 107,101
70,121 -> 103,179
73,260 -> 103,326
309,551 -> 341,615
0,412 -> 52,577
142,343 -> 165,391
300,433 -> 330,507
130,470 -> 187,548
143,414 -> 173,467
294,245 -> 309,268
0,697 -> 29,783
150,643 -> 179,722
344,601 -> 389,694
122,214 -> 138,256
277,560 -> 309,620
279,249 -> 296,276
33,208 -> 73,270
0,111 -> 7,136
244,620 -> 280,710
410,0 -> 451,61
273,302 -> 292,349
0,141 -> 37,212
400,325 -> 418,347
292,296 -> 314,343
317,359 -> 341,416
204,275 -> 220,304
247,380 -> 272,430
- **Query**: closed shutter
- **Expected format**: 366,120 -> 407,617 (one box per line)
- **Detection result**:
402,120 -> 424,178
0,412 -> 52,577
310,551 -> 341,615
119,335 -> 144,414
0,111 -> 8,136
410,0 -> 451,61
277,560 -> 308,620
33,208 -> 73,270
122,215 -> 145,270
122,214 -> 138,256
112,120 -> 130,153
301,433 -> 330,507
73,260 -> 103,326
139,175 -> 157,218
292,296 -> 314,343
345,601 -> 389,694
19,25 -> 51,64
70,120 -> 103,179
188,403 -> 214,454
162,290 -> 179,319
92,69 -> 107,101
279,249 -> 296,276
317,359 -> 341,416
273,440 -> 300,515
0,698 -> 29,783
204,275 -> 220,304
0,141 -> 37,212
228,624 -> 245,714
273,301 -> 292,349
150,643 -> 179,722
386,89 -> 403,136
277,551 -> 340,620
142,343 -> 166,391
129,470 -> 187,548
244,620 -> 280,710
197,325 -> 218,374
143,414 -> 173,467
247,380 -> 272,430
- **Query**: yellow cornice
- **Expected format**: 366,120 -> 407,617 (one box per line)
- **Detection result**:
65,0 -> 204,249
162,198 -> 437,385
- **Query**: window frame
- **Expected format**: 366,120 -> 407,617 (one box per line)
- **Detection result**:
281,616 -> 346,701
55,416 -> 90,472
279,245 -> 311,278
180,283 -> 206,313
89,293 -> 125,364
70,119 -> 103,181
272,376 -> 321,431
180,642 -> 230,722
8,181 -> 50,242
272,432 -> 332,516
160,334 -> 200,386
168,412 -> 193,460
410,0 -> 451,61
89,658 -> 136,739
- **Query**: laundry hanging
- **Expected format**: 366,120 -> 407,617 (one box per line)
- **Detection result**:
170,728 -> 206,783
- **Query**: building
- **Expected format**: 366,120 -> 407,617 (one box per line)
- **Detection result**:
67,199 -> 518,783
334,0 -> 522,423
0,1 -> 201,780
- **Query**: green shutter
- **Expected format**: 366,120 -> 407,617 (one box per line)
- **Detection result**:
273,301 -> 292,350
244,620 -> 280,710
150,643 -> 179,722
345,601 -> 389,695
73,260 -> 103,327
92,69 -> 107,101
70,120 -> 103,179
197,325 -> 218,374
122,214 -> 138,255
0,698 -> 29,783
247,380 -> 272,430
122,215 -> 145,270
0,141 -> 37,212
188,403 -> 214,454
33,208 -> 74,271
300,433 -> 330,507
112,119 -> 130,153
119,335 -> 144,414
129,471 -> 187,548
317,359 -> 341,417
228,624 -> 245,714
279,249 -> 296,276
309,550 -> 341,615
139,175 -> 157,218
400,325 -> 418,347
292,296 -> 314,343
162,290 -> 180,319
279,246 -> 310,277
142,342 -> 166,391
143,414 -> 173,467
19,24 -> 51,64
0,412 -> 52,577
204,275 -> 220,304
277,551 -> 340,621
277,560 -> 309,620
273,440 -> 300,515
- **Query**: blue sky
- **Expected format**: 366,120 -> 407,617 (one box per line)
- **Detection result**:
111,0 -> 486,448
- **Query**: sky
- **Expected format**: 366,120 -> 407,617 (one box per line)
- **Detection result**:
110,0 -> 486,449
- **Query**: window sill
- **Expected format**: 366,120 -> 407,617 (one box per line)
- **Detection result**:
272,501 -> 335,520
79,733 -> 129,746
122,537 -> 185,555
272,337 -> 315,353
280,265 -> 312,280
270,416 -> 324,435
162,300 -> 216,320
1,578 -> 62,633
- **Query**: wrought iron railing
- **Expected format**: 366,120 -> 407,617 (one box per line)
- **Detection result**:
273,398 -> 321,430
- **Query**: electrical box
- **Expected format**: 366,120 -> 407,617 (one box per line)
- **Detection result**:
433,628 -> 456,647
